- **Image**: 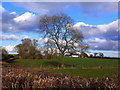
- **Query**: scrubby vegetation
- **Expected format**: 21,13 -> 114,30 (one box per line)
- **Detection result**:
2,64 -> 119,89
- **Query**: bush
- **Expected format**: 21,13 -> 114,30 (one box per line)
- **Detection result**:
0,48 -> 8,61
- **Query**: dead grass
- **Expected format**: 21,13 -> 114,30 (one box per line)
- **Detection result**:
2,64 -> 119,89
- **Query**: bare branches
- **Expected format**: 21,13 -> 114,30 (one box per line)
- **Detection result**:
39,13 -> 89,55
15,38 -> 42,59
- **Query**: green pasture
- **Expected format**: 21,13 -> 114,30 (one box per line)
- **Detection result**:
11,57 -> 119,78
11,57 -> 119,68
48,68 -> 118,78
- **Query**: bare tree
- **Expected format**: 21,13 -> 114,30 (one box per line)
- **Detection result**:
39,13 -> 89,56
0,47 -> 8,60
79,52 -> 88,58
94,53 -> 98,57
99,52 -> 104,58
15,38 -> 42,59
0,47 -> 8,55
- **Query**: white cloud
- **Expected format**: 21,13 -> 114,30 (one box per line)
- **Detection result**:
74,19 -> 118,41
2,45 -> 16,52
0,4 -> 5,12
0,35 -> 19,40
14,12 -> 36,22
20,35 -> 29,39
2,11 -> 39,33
39,38 -> 49,43
88,38 -> 118,50
0,34 -> 29,40
88,38 -> 106,43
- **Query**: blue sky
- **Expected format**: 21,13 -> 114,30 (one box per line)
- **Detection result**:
1,2 -> 119,57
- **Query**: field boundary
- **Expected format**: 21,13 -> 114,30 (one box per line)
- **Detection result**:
26,66 -> 119,71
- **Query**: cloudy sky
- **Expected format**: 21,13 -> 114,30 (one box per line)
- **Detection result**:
1,1 -> 119,57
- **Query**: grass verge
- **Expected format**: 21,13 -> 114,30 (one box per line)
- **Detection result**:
48,68 -> 118,78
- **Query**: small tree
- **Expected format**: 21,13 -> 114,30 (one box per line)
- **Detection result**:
15,38 -> 42,59
90,54 -> 93,57
79,52 -> 88,58
94,53 -> 98,57
0,47 -> 8,61
99,52 -> 104,58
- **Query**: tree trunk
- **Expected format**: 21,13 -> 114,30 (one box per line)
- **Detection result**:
61,54 -> 64,68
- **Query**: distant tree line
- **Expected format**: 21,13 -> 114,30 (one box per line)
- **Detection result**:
90,53 -> 104,58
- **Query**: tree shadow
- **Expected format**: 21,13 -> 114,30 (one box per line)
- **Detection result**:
43,61 -> 75,67
43,61 -> 61,67
64,63 -> 75,67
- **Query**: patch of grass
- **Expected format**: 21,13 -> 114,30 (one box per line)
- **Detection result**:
12,57 -> 118,68
8,54 -> 18,56
11,59 -> 51,68
48,68 -> 118,78
63,57 -> 118,67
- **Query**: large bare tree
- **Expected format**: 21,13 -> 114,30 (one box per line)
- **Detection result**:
39,13 -> 89,56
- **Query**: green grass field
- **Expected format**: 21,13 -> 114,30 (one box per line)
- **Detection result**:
11,57 -> 119,78
48,68 -> 118,78
12,57 -> 119,68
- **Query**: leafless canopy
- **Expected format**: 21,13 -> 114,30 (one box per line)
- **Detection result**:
15,38 -> 42,59
39,13 -> 89,55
